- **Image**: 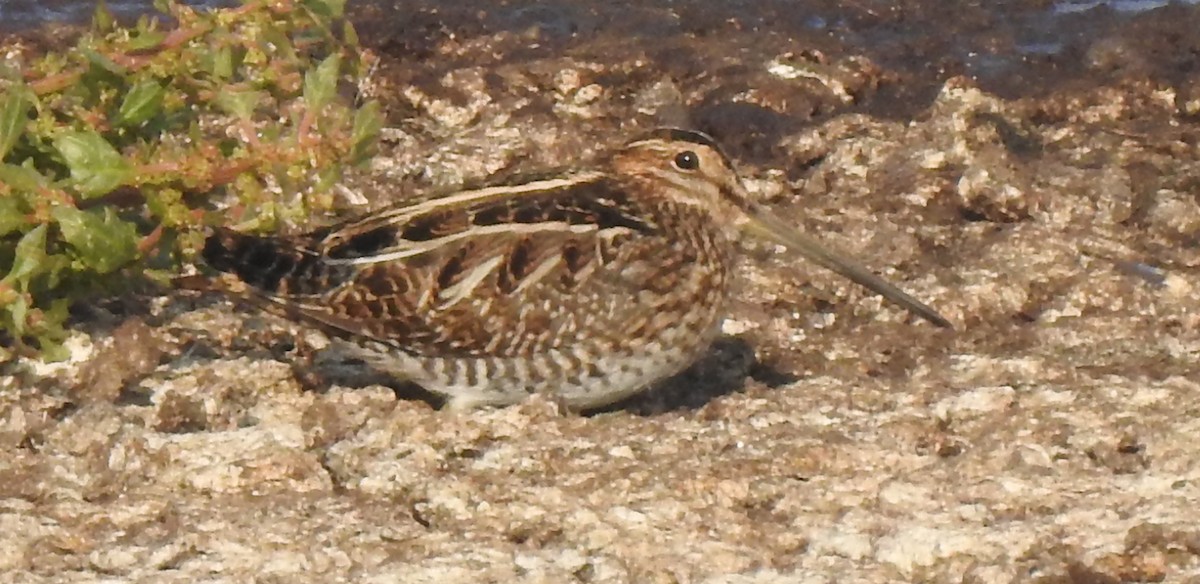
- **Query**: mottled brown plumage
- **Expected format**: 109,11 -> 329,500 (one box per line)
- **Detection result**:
202,128 -> 949,409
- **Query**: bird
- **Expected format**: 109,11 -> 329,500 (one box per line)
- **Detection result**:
201,128 -> 950,410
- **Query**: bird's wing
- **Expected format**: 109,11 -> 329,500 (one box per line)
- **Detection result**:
206,172 -> 714,359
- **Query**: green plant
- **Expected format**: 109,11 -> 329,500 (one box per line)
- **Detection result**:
0,0 -> 382,360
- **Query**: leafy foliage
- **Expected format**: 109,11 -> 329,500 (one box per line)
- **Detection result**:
0,0 -> 382,360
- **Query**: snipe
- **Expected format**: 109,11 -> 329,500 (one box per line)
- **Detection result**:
202,128 -> 950,409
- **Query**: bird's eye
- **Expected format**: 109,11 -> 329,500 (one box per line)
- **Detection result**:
673,151 -> 700,171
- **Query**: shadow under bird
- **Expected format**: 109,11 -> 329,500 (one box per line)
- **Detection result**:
202,128 -> 950,410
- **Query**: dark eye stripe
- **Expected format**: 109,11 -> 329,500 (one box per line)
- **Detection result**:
717,185 -> 743,206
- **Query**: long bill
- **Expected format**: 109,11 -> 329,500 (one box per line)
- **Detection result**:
741,205 -> 952,329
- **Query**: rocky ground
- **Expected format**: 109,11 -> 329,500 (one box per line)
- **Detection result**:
4,0 -> 1200,582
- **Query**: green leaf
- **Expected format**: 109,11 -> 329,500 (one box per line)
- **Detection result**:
213,45 -> 234,79
303,54 -> 340,110
34,298 -> 72,360
258,26 -> 294,64
36,334 -> 71,361
0,84 -> 33,161
128,18 -> 166,51
53,131 -> 133,197
214,89 -> 264,120
302,0 -> 345,19
116,80 -> 166,127
93,0 -> 115,33
2,223 -> 47,290
7,295 -> 29,336
0,196 -> 24,236
349,100 -> 382,165
343,21 -> 359,48
51,206 -> 138,274
81,47 -> 127,76
0,163 -> 50,192
145,187 -> 189,227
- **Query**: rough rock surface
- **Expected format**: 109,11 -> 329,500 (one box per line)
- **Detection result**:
4,0 -> 1200,582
